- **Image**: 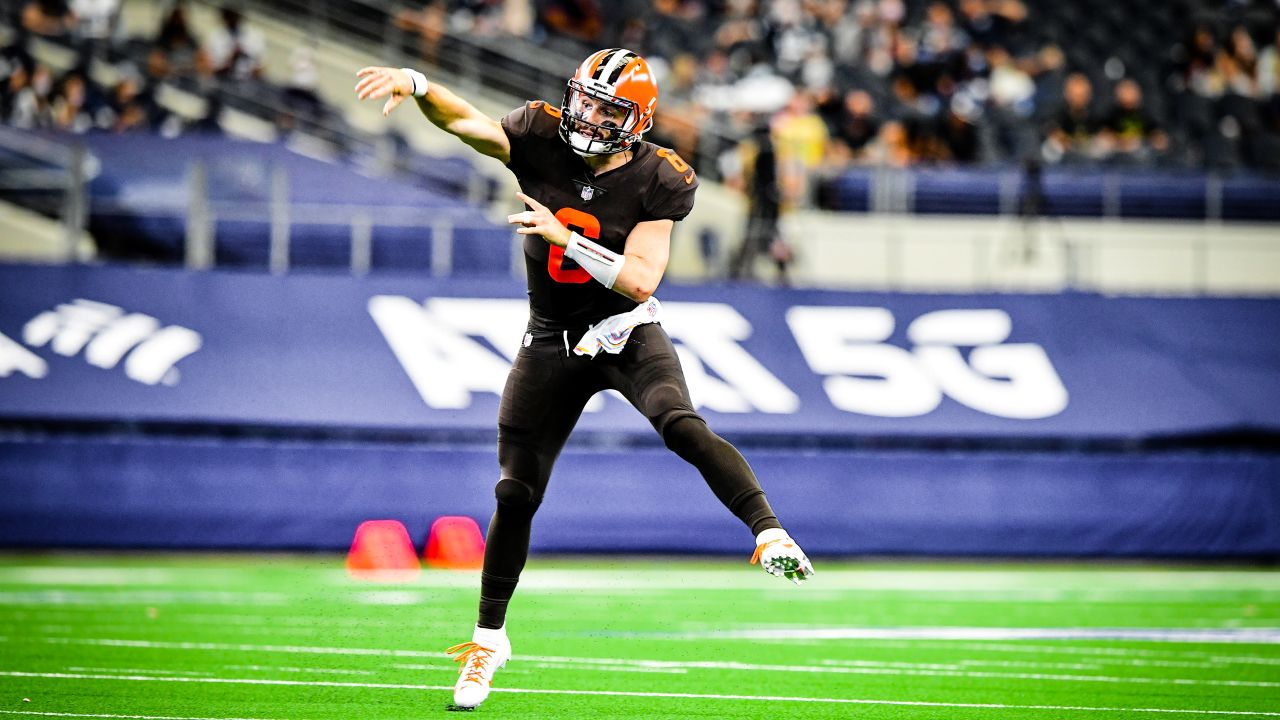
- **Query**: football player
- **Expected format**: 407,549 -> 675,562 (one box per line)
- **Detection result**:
355,48 -> 814,710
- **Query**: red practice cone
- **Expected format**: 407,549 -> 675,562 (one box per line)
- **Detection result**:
346,520 -> 421,581
424,516 -> 485,570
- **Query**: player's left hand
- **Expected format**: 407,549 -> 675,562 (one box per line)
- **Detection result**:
508,192 -> 570,248
751,531 -> 815,585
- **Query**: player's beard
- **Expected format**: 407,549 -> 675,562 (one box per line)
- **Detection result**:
568,129 -> 608,156
565,115 -> 629,156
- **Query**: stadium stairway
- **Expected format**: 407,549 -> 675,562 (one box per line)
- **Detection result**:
0,199 -> 94,262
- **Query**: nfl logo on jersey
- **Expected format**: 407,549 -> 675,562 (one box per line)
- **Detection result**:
580,185 -> 594,201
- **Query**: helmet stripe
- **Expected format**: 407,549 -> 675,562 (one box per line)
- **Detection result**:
604,52 -> 637,85
592,49 -> 635,85
581,49 -> 610,78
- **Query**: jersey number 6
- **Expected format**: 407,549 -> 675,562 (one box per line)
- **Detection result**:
547,207 -> 600,284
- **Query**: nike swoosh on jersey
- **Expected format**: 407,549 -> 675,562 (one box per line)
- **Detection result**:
684,172 -> 695,185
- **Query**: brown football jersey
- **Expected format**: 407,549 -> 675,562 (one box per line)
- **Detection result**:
500,100 -> 698,332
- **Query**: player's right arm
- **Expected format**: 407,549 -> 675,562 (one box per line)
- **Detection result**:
354,66 -> 511,164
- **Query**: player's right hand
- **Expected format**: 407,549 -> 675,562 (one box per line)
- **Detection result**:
355,67 -> 413,117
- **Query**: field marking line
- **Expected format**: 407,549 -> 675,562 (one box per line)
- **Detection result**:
0,711 -> 272,720
0,590 -> 287,606
517,653 -> 1280,688
844,639 -> 1277,663
10,563 -> 1280,591
666,626 -> 1280,644
26,639 -> 1277,689
66,667 -> 213,678
220,664 -> 376,676
1,671 -> 1278,717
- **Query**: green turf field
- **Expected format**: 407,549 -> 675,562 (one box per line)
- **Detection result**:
0,554 -> 1277,719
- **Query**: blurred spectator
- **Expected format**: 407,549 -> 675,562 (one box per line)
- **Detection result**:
1180,24 -> 1222,98
875,119 -> 912,166
50,68 -> 95,132
395,2 -> 449,65
829,88 -> 881,163
103,76 -> 150,132
986,44 -> 1036,160
957,0 -> 1019,51
938,93 -> 980,162
21,0 -> 75,39
69,0 -> 120,59
712,0 -> 765,61
499,0 -> 535,38
2,57 -> 50,129
151,3 -> 203,78
283,42 -> 324,119
1043,72 -> 1101,164
644,0 -> 705,62
205,7 -> 264,80
726,121 -> 790,284
772,89 -> 829,207
652,52 -> 705,163
1261,28 -> 1280,133
1224,25 -> 1259,98
1261,28 -> 1280,98
915,1 -> 968,92
539,0 -> 603,48
1099,79 -> 1168,164
448,0 -> 506,37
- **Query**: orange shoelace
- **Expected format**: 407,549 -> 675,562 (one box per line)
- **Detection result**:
446,642 -> 495,685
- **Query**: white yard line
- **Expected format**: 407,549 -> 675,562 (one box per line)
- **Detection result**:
0,711 -> 273,720
0,591 -> 287,606
39,637 -> 440,658
526,661 -> 687,674
456,570 -> 1280,593
220,665 -> 376,676
799,638 -> 1280,671
0,568 -> 177,586
3,564 -> 1279,592
667,626 -> 1280,644
66,667 -> 213,678
0,671 -> 1277,717
515,654 -> 1280,688
26,637 -> 1279,688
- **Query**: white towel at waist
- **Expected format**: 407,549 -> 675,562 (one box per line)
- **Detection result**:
573,297 -> 664,358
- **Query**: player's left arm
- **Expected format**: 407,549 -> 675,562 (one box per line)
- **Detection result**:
509,191 -> 669,303
610,219 -> 670,303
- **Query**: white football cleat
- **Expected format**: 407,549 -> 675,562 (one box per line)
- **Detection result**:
447,625 -> 511,710
751,528 -> 815,584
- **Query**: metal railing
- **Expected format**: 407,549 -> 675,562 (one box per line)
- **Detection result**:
0,126 -> 92,260
176,157 -> 518,277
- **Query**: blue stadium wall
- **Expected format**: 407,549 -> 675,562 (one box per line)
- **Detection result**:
1,263 -> 1278,557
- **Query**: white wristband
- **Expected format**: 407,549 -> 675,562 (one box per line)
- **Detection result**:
400,68 -> 429,97
564,231 -> 625,289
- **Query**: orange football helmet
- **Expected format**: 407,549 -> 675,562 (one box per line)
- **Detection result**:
560,48 -> 658,156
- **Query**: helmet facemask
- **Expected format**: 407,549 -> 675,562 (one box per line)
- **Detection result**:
559,79 -> 642,156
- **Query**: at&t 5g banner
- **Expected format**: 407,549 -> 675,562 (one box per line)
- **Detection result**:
1,263 -> 1278,441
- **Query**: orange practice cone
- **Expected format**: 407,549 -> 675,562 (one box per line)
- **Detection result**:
346,519 -> 421,581
424,516 -> 485,570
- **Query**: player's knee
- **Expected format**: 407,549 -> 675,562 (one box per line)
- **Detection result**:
661,414 -> 715,459
494,478 -> 540,514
